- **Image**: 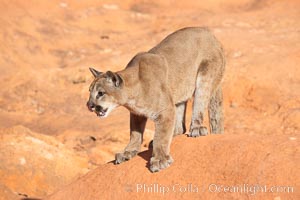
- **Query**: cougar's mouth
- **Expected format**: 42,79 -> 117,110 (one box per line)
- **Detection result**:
95,107 -> 108,117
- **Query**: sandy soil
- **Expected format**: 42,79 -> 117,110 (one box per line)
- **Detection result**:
47,134 -> 299,200
0,0 -> 299,199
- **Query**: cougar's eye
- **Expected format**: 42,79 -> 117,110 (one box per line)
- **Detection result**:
96,91 -> 105,99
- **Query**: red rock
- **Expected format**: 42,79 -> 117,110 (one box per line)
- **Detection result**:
46,134 -> 299,200
0,126 -> 89,198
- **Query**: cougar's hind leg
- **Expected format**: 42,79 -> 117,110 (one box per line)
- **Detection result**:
173,102 -> 187,136
189,74 -> 212,137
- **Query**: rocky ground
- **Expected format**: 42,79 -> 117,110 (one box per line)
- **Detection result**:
0,0 -> 299,199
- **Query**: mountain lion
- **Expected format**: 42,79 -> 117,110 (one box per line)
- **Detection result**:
87,27 -> 225,172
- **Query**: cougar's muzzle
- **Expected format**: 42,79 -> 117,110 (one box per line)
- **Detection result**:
86,101 -> 108,117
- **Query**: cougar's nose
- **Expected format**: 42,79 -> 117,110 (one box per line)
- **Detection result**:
86,101 -> 95,112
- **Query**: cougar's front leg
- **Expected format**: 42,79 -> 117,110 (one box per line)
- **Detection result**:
115,113 -> 147,164
150,107 -> 175,172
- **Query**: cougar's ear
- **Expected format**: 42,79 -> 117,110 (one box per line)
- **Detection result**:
105,71 -> 123,87
89,67 -> 102,78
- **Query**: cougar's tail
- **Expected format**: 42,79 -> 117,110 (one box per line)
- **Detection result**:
208,87 -> 224,134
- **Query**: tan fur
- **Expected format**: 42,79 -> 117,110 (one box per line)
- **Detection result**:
87,27 -> 225,172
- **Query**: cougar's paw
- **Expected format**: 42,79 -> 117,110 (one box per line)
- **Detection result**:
115,150 -> 138,164
149,155 -> 173,173
188,126 -> 208,137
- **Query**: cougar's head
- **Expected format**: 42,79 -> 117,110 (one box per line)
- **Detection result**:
87,68 -> 124,118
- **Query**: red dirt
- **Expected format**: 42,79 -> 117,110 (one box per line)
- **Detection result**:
47,134 -> 299,200
0,0 -> 299,199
